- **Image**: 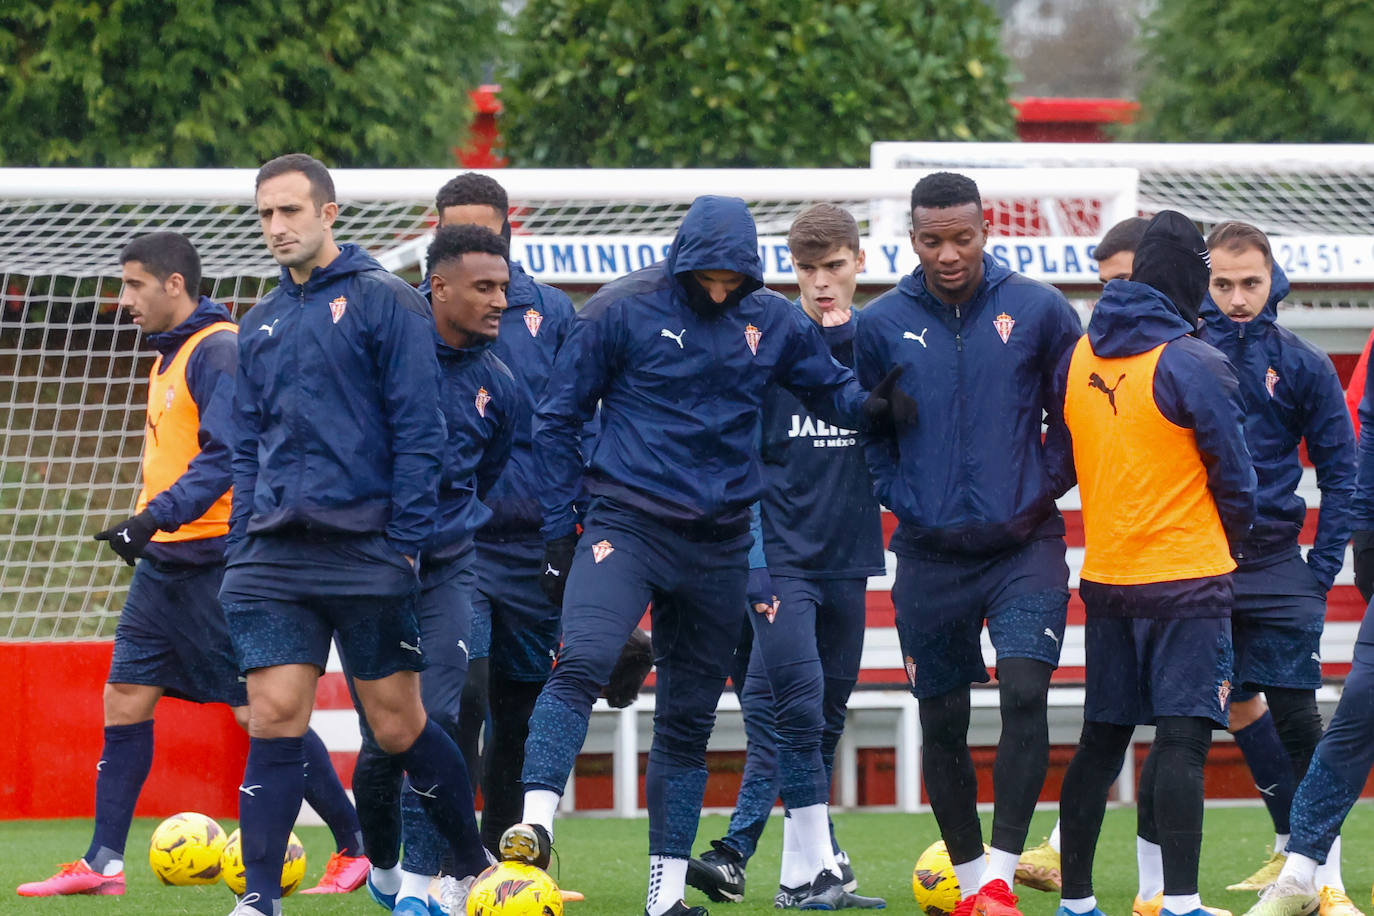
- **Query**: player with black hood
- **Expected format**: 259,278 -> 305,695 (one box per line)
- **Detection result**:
1048,211 -> 1256,916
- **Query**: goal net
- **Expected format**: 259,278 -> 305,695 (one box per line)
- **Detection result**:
0,164 -> 1131,639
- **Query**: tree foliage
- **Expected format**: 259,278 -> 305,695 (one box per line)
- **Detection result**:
1132,0 -> 1374,142
0,0 -> 504,167
501,0 -> 1015,168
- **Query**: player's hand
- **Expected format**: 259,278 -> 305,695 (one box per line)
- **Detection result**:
602,627 -> 653,708
747,567 -> 779,622
541,534 -> 578,605
94,510 -> 160,566
862,367 -> 918,437
1353,531 -> 1374,603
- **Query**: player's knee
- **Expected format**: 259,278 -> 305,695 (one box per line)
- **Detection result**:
1266,688 -> 1323,754
997,658 -> 1052,717
1226,695 -> 1268,732
1153,715 -> 1213,766
103,682 -> 158,726
370,714 -> 426,755
246,691 -> 312,737
230,705 -> 250,731
918,689 -> 971,749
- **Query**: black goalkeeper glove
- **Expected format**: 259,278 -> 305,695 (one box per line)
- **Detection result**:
540,534 -> 579,606
1353,531 -> 1374,604
94,510 -> 160,566
602,628 -> 653,708
862,366 -> 919,437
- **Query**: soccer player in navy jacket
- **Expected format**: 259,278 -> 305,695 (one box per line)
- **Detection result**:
219,154 -> 467,916
686,204 -> 885,911
499,196 -> 896,916
855,172 -> 1082,916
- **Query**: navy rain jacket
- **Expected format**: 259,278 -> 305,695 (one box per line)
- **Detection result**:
855,252 -> 1083,557
535,196 -> 868,539
1199,265 -> 1355,588
428,330 -> 525,562
229,244 -> 445,558
142,296 -> 238,566
1049,279 -> 1256,545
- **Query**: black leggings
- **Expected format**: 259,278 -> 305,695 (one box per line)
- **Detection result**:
1265,686 -> 1324,782
919,658 -> 1054,864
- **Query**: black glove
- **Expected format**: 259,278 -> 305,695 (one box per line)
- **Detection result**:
862,366 -> 919,437
94,509 -> 160,566
1353,530 -> 1374,603
602,627 -> 653,708
540,534 -> 579,605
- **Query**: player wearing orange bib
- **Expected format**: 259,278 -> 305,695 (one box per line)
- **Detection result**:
17,232 -> 367,900
1047,212 -> 1256,916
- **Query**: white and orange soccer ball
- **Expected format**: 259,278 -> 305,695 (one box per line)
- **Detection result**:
466,860 -> 563,916
220,828 -> 306,897
148,812 -> 228,886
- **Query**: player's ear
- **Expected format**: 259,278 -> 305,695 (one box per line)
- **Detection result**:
165,271 -> 185,298
321,200 -> 339,227
855,249 -> 867,272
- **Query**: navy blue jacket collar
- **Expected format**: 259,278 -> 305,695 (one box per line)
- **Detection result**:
1199,263 -> 1291,339
275,242 -> 379,294
1087,278 -> 1195,358
897,252 -> 1013,313
145,296 -> 233,359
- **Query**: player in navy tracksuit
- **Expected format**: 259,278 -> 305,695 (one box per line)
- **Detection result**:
499,196 -> 899,916
686,205 -> 885,911
346,225 -> 525,916
854,172 -> 1082,916
1196,222 -> 1357,907
426,173 -> 583,851
219,155 -> 471,916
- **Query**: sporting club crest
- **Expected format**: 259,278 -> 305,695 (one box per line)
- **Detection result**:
1218,678 -> 1232,710
1265,366 -> 1279,398
329,296 -> 347,324
475,386 -> 491,418
993,312 -> 1015,344
164,387 -> 175,410
591,539 -> 615,564
524,308 -> 543,337
904,655 -> 918,688
744,323 -> 762,356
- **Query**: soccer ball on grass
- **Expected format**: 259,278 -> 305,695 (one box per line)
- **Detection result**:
148,812 -> 229,886
220,828 -> 306,897
466,860 -> 563,916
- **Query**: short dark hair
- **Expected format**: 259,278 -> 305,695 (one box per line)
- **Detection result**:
435,172 -> 509,217
910,171 -> 982,212
255,153 -> 335,208
788,204 -> 861,262
426,224 -> 510,277
1207,220 -> 1273,269
119,231 -> 202,298
1095,217 -> 1150,262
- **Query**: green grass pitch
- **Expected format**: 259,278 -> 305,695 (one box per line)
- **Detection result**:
3,806 -> 1374,915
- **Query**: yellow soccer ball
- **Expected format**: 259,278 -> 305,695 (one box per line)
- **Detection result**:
148,812 -> 229,886
912,840 -> 990,916
220,828 -> 307,897
467,860 -> 563,916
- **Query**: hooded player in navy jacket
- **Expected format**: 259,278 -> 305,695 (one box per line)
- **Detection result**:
17,232 -> 364,900
346,225 -> 526,916
498,196 -> 900,916
686,205 -> 886,911
854,172 -> 1082,916
428,173 -> 587,853
218,154 -> 469,916
1197,222 -> 1358,908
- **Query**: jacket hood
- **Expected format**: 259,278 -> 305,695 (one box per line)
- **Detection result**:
1087,278 -> 1196,358
665,195 -> 765,290
145,296 -> 234,358
1199,262 -> 1290,335
276,242 -> 380,292
898,252 -> 1014,307
506,261 -> 539,308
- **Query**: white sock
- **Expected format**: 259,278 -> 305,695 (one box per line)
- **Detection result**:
953,855 -> 986,900
981,848 -> 1019,889
1049,821 -> 1062,854
791,803 -> 840,880
1314,836 -> 1343,892
399,870 -> 431,903
646,856 -> 688,916
522,789 -> 560,835
1162,893 -> 1201,914
370,862 -> 402,896
1061,896 -> 1098,914
100,858 -> 123,877
1279,852 -> 1319,891
1274,833 -> 1290,855
780,814 -> 809,888
1137,837 -> 1164,901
